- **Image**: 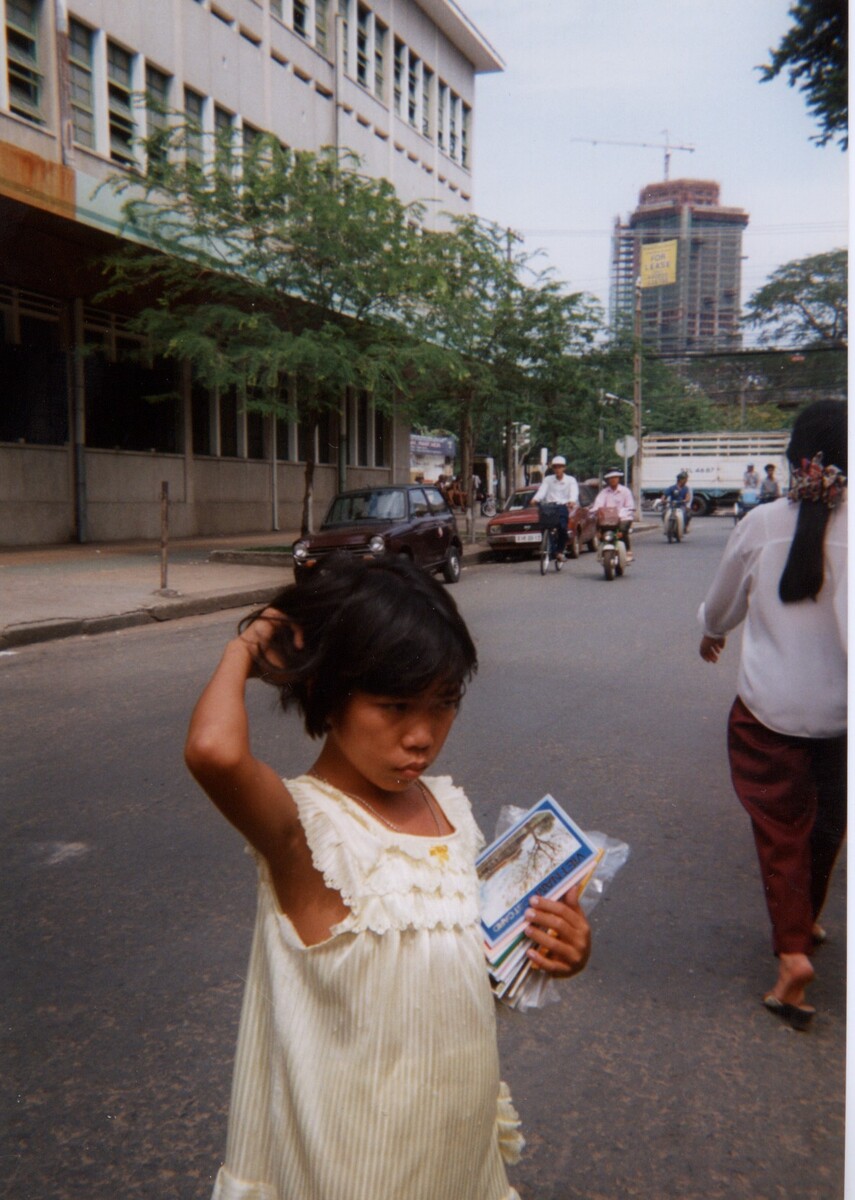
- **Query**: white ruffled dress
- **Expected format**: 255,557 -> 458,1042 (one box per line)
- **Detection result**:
211,773 -> 523,1200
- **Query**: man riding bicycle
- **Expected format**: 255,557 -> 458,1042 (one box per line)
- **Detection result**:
531,455 -> 579,562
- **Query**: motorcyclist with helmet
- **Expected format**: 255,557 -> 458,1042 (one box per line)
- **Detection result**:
530,455 -> 579,562
589,468 -> 636,560
662,470 -> 693,534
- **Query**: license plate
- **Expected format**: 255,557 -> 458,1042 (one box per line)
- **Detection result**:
514,532 -> 541,543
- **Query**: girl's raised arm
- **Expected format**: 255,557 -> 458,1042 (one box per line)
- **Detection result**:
184,615 -> 298,860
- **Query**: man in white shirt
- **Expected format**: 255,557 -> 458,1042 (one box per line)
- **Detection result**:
589,468 -> 636,558
531,456 -> 579,561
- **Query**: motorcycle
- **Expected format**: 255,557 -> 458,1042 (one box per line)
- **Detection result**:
595,511 -> 630,581
661,497 -> 686,543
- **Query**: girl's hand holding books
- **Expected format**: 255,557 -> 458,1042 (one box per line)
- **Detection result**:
524,887 -> 591,978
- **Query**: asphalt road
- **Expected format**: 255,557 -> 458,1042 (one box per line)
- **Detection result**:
2,517 -> 846,1200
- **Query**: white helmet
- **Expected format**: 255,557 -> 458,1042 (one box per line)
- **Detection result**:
551,455 -> 567,467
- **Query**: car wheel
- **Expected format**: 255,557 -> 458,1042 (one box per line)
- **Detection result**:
567,528 -> 581,559
442,547 -> 461,583
691,495 -> 710,517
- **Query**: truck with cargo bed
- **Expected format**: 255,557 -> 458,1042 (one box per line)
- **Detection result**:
641,431 -> 791,515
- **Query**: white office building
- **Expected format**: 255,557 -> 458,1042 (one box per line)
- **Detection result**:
0,0 -> 502,543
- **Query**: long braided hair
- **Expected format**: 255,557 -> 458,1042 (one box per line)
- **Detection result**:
778,401 -> 847,604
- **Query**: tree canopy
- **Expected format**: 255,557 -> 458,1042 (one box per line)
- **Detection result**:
760,0 -> 848,149
743,249 -> 847,348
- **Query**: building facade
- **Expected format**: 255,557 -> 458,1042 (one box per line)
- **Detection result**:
610,179 -> 749,357
0,0 -> 502,544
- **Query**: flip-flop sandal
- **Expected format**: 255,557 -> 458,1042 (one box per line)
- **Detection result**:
763,994 -> 815,1032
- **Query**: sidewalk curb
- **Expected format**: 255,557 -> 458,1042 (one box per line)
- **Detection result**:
1,529 -> 659,651
0,586 -> 282,651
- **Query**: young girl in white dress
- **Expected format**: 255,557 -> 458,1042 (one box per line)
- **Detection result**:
185,554 -> 591,1200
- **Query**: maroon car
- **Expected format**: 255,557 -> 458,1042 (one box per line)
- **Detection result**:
292,485 -> 463,583
485,483 -> 599,561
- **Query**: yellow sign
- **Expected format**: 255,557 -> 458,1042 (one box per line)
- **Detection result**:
640,240 -> 678,288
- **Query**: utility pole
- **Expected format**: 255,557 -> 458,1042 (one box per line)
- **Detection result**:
504,227 -> 522,503
632,278 -> 643,516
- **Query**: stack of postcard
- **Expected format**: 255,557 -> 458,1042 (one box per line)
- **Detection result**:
476,795 -> 602,1009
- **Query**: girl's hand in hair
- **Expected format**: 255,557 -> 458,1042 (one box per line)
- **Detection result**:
240,607 -> 303,681
523,887 -> 591,979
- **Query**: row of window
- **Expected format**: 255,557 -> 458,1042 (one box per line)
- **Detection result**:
5,0 -> 471,173
0,295 -> 390,465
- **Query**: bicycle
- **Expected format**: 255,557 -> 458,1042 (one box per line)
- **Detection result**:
537,502 -> 566,575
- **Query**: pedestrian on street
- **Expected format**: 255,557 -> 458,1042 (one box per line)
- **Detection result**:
185,554 -> 591,1200
698,401 -> 847,1031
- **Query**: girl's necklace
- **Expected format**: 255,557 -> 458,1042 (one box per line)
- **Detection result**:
308,770 -> 441,835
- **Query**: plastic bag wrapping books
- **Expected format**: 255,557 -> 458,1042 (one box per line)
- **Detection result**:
477,797 -> 629,1012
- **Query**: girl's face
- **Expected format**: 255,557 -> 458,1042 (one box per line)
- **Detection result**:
324,685 -> 460,796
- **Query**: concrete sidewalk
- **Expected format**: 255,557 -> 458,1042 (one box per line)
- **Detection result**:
0,529 -> 493,650
0,519 -> 662,650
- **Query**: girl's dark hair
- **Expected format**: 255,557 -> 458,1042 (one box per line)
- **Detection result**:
779,400 -> 847,604
241,554 -> 478,737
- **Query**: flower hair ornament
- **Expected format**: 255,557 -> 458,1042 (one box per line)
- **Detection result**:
788,453 -> 847,509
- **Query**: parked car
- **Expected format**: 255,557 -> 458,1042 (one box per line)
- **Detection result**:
486,483 -> 599,561
292,485 -> 464,583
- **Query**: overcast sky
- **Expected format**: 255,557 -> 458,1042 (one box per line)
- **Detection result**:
460,0 -> 848,320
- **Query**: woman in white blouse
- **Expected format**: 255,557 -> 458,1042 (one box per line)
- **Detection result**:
698,401 -> 847,1031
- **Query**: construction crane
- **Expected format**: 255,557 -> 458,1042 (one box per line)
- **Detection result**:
569,131 -> 695,180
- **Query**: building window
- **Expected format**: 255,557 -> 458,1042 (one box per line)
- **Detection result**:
68,19 -> 95,148
293,0 -> 308,39
107,41 -> 136,165
437,82 -> 446,151
356,4 -> 369,88
338,0 -> 350,72
373,19 -> 386,98
461,102 -> 471,168
315,0 -> 329,56
407,52 -> 419,128
421,66 -> 433,139
374,408 -> 389,467
145,65 -> 171,160
6,0 -> 43,123
242,120 -> 261,155
214,104 -> 234,169
0,310 -> 67,446
184,87 -> 205,165
393,38 -> 404,116
449,92 -> 458,159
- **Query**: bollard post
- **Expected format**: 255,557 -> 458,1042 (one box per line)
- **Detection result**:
160,480 -> 169,591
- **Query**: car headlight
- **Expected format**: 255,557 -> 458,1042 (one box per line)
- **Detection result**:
292,540 -> 309,561
368,534 -> 386,555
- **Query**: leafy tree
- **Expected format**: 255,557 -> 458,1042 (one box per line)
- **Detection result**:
760,0 -> 848,149
413,217 -> 602,514
99,116 -> 436,531
743,249 -> 847,348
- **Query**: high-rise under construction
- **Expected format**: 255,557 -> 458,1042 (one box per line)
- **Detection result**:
610,180 -> 749,356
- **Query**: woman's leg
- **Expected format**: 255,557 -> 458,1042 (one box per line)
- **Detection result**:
808,733 -> 847,924
727,697 -> 817,957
